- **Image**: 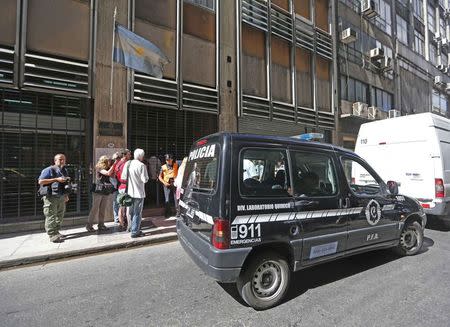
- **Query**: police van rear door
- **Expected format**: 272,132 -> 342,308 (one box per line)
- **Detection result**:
179,137 -> 222,241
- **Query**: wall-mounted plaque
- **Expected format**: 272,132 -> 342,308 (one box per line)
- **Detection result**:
99,121 -> 123,136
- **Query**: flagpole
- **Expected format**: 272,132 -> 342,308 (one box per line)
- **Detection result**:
110,6 -> 117,107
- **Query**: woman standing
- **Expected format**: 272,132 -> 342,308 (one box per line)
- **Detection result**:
86,155 -> 115,232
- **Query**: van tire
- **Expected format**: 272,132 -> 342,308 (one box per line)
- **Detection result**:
236,251 -> 290,310
394,221 -> 424,256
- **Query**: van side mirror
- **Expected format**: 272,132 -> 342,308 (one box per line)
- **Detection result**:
387,181 -> 398,195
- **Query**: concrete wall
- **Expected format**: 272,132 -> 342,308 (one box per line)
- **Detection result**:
93,0 -> 129,154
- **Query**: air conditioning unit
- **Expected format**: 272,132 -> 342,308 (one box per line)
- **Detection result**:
341,28 -> 357,44
362,0 -> 378,18
368,106 -> 378,120
437,64 -> 445,71
380,56 -> 392,71
352,102 -> 368,116
445,9 -> 450,18
445,83 -> 450,93
434,32 -> 442,41
434,75 -> 444,86
369,47 -> 384,60
441,38 -> 448,46
388,109 -> 401,118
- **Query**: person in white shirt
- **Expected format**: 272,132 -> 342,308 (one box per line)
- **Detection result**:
121,148 -> 149,238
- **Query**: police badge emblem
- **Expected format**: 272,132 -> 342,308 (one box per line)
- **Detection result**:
365,199 -> 382,226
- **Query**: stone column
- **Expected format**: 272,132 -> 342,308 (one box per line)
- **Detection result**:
218,0 -> 238,132
93,0 -> 129,160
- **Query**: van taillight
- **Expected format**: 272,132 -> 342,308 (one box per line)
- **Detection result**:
211,219 -> 230,249
435,179 -> 445,198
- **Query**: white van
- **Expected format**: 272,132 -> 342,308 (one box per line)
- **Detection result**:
355,113 -> 450,225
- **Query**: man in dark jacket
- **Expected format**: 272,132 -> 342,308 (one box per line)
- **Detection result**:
38,154 -> 70,243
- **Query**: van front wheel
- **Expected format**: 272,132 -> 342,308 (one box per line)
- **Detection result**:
237,251 -> 290,310
394,221 -> 424,256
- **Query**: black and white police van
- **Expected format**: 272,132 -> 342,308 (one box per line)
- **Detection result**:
176,133 -> 426,310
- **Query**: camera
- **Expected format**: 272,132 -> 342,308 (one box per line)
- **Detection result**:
50,177 -> 77,195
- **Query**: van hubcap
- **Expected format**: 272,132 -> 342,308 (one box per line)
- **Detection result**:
401,229 -> 417,249
252,261 -> 282,299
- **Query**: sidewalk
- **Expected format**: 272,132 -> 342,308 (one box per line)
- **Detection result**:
0,215 -> 178,269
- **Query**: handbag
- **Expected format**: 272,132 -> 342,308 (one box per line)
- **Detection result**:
117,161 -> 133,207
91,174 -> 116,195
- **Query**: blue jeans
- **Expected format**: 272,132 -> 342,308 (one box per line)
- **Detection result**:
129,197 -> 144,236
112,191 -> 119,223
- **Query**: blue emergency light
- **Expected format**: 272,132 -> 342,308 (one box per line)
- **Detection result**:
291,133 -> 324,141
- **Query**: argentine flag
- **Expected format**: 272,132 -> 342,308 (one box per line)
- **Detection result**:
113,24 -> 169,78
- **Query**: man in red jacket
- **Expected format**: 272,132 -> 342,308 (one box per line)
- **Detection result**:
114,148 -> 131,230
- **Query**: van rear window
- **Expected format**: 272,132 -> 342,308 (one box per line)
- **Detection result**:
182,143 -> 219,193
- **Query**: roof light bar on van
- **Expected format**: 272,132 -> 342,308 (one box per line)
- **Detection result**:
292,133 -> 324,141
435,178 -> 445,198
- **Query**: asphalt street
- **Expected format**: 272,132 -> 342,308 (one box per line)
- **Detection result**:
1,227 -> 450,327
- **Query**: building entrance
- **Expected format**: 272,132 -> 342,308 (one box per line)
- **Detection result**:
128,104 -> 218,208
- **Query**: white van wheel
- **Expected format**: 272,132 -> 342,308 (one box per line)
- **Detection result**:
237,251 -> 290,310
395,221 -> 423,256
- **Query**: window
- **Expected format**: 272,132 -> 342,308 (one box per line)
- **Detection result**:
182,143 -> 219,193
340,77 -> 368,103
135,0 -> 177,79
441,52 -> 448,66
414,30 -> 425,56
374,0 -> 392,35
273,0 -> 289,11
372,87 -> 393,111
396,15 -> 408,45
242,23 -> 267,97
295,0 -> 310,20
184,0 -> 215,10
271,36 -> 292,103
296,47 -> 313,108
430,43 -> 437,65
428,4 -> 436,33
341,158 -> 381,196
183,0 -> 216,87
315,0 -> 329,31
240,149 -> 291,197
432,89 -> 448,114
439,15 -> 445,38
291,151 -> 338,197
27,0 -> 90,61
413,0 -> 424,20
316,56 -> 332,112
0,0 -> 16,46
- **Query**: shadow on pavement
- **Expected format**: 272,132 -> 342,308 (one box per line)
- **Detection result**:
425,218 -> 450,232
218,237 -> 435,309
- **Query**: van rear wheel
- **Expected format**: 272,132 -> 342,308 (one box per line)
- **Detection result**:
237,251 -> 290,310
394,221 -> 424,256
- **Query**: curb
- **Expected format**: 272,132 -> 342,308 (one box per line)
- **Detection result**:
0,233 -> 179,270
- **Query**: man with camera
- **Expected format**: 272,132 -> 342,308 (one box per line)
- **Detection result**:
38,154 -> 71,243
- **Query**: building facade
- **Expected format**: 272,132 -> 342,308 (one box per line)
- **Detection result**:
337,0 -> 450,149
1,0 -> 448,223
